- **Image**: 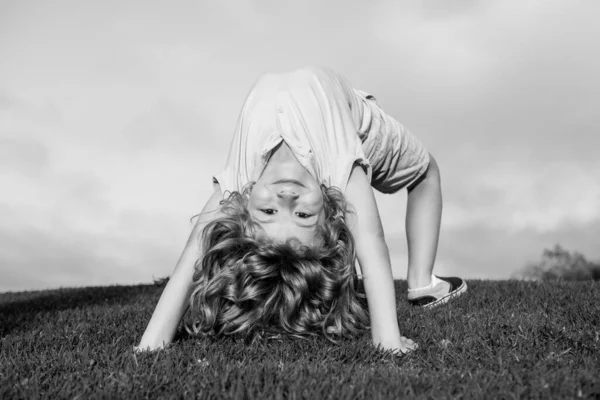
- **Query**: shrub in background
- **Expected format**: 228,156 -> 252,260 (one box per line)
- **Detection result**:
515,244 -> 600,281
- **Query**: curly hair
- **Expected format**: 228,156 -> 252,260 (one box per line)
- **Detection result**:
187,183 -> 369,342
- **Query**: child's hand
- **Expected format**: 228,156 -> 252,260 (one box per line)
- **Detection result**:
396,336 -> 418,354
376,336 -> 418,355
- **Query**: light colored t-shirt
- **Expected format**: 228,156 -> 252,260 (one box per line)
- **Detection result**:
214,67 -> 430,196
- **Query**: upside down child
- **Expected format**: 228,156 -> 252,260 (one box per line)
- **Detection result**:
137,67 -> 467,354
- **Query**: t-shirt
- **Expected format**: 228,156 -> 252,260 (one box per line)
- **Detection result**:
213,67 -> 430,196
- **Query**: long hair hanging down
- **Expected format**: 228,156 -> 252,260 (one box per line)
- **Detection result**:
187,183 -> 369,342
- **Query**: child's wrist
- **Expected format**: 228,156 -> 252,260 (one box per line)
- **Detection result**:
371,328 -> 402,347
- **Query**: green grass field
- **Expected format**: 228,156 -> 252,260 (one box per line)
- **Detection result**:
1,280 -> 599,399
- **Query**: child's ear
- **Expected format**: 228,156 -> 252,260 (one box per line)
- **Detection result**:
212,177 -> 222,193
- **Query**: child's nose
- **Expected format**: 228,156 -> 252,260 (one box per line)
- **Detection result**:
277,189 -> 299,200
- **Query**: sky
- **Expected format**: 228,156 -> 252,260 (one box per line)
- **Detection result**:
1,0 -> 599,292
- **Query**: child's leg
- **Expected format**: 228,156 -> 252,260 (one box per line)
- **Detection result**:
353,95 -> 466,305
405,156 -> 443,289
405,155 -> 467,307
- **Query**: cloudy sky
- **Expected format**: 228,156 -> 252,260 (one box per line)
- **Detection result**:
1,0 -> 599,292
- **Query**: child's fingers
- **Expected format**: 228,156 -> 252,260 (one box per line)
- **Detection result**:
404,337 -> 418,349
399,336 -> 419,353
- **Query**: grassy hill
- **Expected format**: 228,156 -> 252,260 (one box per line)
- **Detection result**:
1,280 -> 599,399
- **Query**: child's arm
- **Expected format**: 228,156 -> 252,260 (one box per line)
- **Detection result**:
345,164 -> 417,353
136,188 -> 223,351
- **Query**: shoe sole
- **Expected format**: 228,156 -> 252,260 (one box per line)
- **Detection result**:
422,280 -> 468,309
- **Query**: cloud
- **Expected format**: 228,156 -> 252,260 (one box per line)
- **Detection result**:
386,217 -> 600,280
0,220 -> 180,292
361,1 -> 600,165
442,161 -> 600,232
1,0 -> 599,291
0,133 -> 203,292
0,136 -> 50,177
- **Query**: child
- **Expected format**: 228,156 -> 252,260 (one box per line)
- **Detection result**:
136,67 -> 466,354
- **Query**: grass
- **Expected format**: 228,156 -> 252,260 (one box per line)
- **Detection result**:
1,280 -> 599,399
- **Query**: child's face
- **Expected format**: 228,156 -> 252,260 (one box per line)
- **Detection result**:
248,169 -> 325,246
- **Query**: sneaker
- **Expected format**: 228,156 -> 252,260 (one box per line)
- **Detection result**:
407,276 -> 467,308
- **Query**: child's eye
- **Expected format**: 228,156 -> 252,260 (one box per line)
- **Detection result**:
296,212 -> 312,219
261,209 -> 276,215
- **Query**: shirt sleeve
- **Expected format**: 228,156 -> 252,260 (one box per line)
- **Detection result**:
351,89 -> 430,194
